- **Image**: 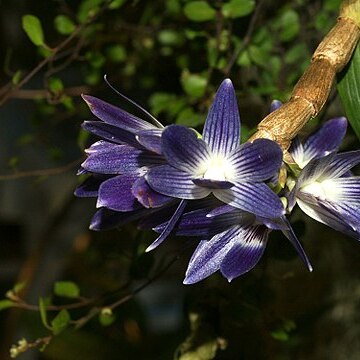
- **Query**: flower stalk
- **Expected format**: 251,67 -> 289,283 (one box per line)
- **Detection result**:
250,0 -> 360,151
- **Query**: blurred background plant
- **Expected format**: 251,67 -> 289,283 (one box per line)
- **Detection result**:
1,0 -> 360,359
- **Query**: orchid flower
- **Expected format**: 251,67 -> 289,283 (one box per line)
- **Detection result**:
146,79 -> 285,220
287,117 -> 360,239
154,204 -> 312,283
75,92 -> 174,229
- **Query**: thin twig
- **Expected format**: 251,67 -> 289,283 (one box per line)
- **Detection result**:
0,1 -> 112,107
7,86 -> 90,100
74,255 -> 179,329
224,0 -> 266,76
0,157 -> 84,181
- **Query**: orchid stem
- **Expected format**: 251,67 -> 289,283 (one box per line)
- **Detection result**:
250,0 -> 360,152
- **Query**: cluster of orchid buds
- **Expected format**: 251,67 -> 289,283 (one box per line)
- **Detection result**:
75,79 -> 360,284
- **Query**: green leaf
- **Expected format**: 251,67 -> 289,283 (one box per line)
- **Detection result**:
183,1 -> 216,22
12,70 -> 22,85
22,15 -> 45,47
273,9 -> 300,42
54,15 -> 76,35
222,0 -> 255,18
158,30 -> 183,46
107,45 -> 126,63
77,0 -> 104,23
54,281 -> 80,298
109,0 -> 126,9
39,297 -> 51,330
176,108 -> 204,127
270,329 -> 289,341
51,309 -> 71,335
86,51 -> 106,68
0,299 -> 14,310
48,77 -> 64,94
181,71 -> 207,98
338,44 -> 360,140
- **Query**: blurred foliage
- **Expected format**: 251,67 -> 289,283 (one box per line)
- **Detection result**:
1,0 -> 360,359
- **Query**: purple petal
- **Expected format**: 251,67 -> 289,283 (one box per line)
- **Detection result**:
206,204 -> 237,217
82,121 -> 139,147
76,167 -> 89,175
146,200 -> 187,252
154,207 -> 253,238
192,178 -> 234,189
214,182 -> 285,218
220,225 -> 269,282
297,193 -> 360,239
229,139 -> 283,181
136,129 -> 163,154
203,79 -> 240,156
317,177 -> 360,204
97,174 -> 142,211
82,95 -> 154,132
146,165 -> 211,199
256,216 -> 288,230
303,117 -> 347,163
161,125 -> 210,173
322,150 -> 360,179
280,216 -> 313,271
270,100 -> 282,113
85,140 -> 115,154
132,177 -> 173,208
183,226 -> 241,284
289,137 -> 304,166
82,144 -> 164,174
297,154 -> 335,186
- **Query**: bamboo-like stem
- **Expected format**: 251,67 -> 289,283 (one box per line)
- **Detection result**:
249,0 -> 360,152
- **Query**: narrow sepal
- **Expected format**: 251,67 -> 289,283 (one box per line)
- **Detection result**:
203,79 -> 240,156
281,216 -> 313,272
82,144 -> 164,174
154,207 -> 253,238
82,94 -> 154,132
146,200 -> 187,252
82,121 -> 139,147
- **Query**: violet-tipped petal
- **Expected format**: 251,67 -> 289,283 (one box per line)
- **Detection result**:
97,174 -> 142,211
203,79 -> 240,156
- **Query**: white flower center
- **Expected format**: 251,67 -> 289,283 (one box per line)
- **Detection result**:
199,155 -> 234,182
301,179 -> 340,201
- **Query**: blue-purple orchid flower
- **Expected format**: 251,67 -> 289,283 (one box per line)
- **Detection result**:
74,93 -> 175,230
146,79 -> 285,220
154,204 -> 312,283
77,78 -> 360,284
287,117 -> 360,239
